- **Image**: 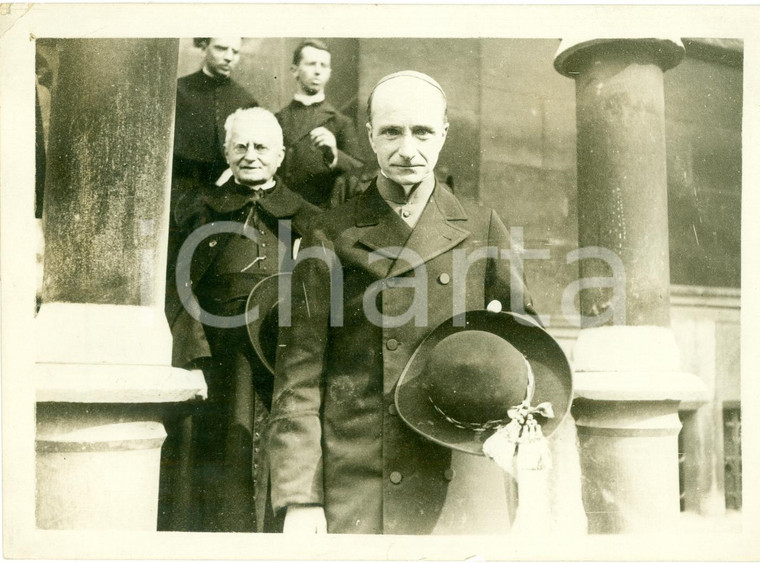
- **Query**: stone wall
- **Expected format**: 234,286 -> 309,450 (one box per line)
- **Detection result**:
664,53 -> 742,289
477,39 -> 578,321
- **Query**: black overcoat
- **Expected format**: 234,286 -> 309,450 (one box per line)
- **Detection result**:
268,179 -> 534,534
161,178 -> 319,532
166,178 -> 319,369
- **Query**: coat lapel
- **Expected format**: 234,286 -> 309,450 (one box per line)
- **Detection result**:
352,179 -> 471,280
353,181 -> 413,279
387,181 -> 470,278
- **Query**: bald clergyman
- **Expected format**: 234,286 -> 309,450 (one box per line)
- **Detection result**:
267,71 -> 536,535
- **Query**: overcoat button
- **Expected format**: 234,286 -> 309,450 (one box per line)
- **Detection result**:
386,339 -> 399,351
388,404 -> 398,416
438,273 -> 450,285
390,471 -> 402,484
444,468 -> 455,481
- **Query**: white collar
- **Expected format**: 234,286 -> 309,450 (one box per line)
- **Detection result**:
293,91 -> 326,106
235,178 -> 276,192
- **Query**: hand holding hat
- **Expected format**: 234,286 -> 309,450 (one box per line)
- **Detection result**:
395,310 -> 573,475
394,310 -> 573,533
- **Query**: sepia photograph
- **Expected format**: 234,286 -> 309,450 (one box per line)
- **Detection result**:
1,3 -> 758,560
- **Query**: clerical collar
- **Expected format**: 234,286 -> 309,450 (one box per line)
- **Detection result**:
377,172 -> 435,205
293,91 -> 326,106
201,66 -> 228,81
234,178 -> 277,194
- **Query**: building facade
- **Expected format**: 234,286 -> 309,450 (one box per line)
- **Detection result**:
32,36 -> 742,532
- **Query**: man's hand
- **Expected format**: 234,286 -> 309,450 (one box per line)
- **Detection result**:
309,126 -> 338,167
283,505 -> 327,534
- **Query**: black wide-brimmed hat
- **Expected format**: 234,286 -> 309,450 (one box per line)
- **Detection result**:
245,273 -> 289,375
395,310 -> 573,456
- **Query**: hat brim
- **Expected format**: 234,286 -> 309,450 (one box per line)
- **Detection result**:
395,310 -> 573,455
245,273 -> 290,376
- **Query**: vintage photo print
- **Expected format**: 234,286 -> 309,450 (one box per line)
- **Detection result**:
1,3 -> 759,560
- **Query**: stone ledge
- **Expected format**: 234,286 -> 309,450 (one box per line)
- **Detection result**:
554,38 -> 685,77
35,363 -> 207,403
671,284 -> 741,310
683,38 -> 743,68
36,421 -> 167,452
574,370 -> 708,403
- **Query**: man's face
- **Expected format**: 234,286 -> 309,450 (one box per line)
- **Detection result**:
225,117 -> 285,187
291,46 -> 332,96
367,78 -> 448,188
203,37 -> 242,79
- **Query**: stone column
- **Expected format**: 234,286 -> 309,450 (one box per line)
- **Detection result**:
35,39 -> 206,530
554,39 -> 706,533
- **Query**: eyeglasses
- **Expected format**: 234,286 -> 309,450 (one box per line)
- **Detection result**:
229,142 -> 271,157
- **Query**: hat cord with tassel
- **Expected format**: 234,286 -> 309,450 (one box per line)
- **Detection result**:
481,358 -> 554,476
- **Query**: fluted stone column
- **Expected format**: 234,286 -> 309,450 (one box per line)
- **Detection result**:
554,38 -> 706,533
35,39 -> 206,530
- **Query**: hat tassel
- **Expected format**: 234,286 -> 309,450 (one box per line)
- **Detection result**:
483,414 -> 554,535
516,415 -> 553,471
483,402 -> 554,473
482,420 -> 521,475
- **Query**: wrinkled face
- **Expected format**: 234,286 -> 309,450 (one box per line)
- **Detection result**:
291,46 -> 332,96
367,78 -> 448,187
203,37 -> 242,78
225,117 -> 285,186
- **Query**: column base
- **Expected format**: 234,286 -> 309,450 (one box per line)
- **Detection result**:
574,393 -> 681,534
34,302 -> 207,530
36,406 -> 167,530
680,405 -> 728,517
572,326 -> 707,534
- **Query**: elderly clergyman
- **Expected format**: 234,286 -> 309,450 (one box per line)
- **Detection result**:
164,107 -> 319,532
267,71 -> 536,534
